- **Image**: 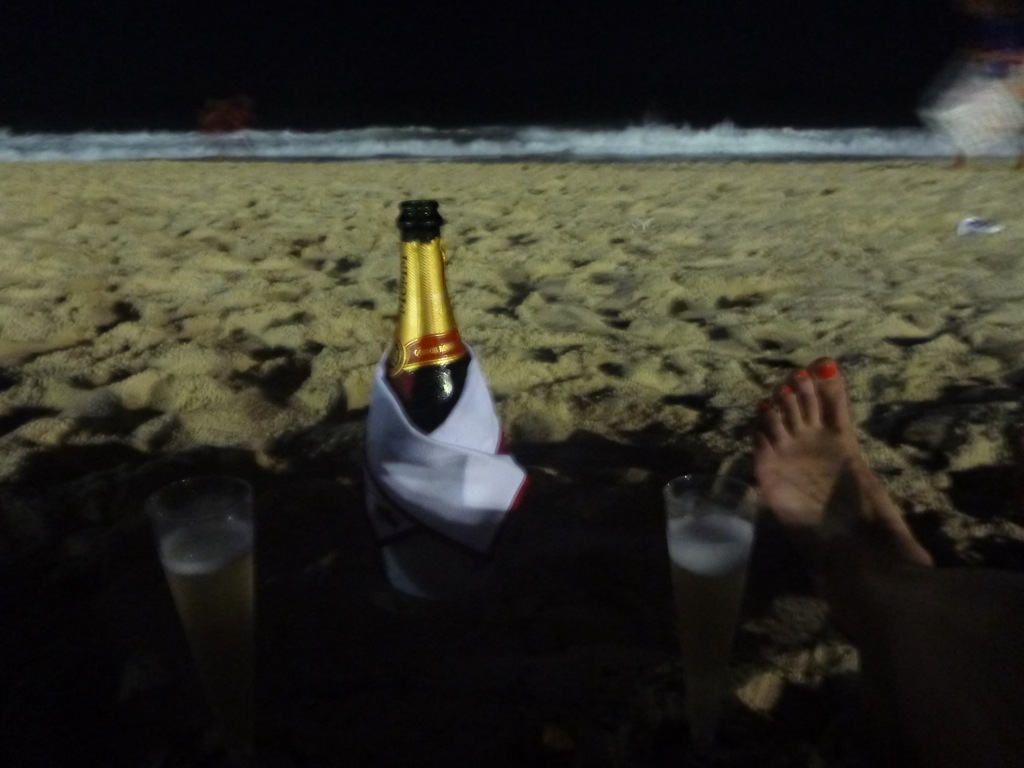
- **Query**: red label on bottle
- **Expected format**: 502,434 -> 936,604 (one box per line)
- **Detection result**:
392,330 -> 466,373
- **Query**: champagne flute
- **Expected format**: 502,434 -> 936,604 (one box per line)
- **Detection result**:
147,475 -> 255,763
664,473 -> 757,750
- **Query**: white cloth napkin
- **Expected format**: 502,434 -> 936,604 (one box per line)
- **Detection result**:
364,348 -> 528,554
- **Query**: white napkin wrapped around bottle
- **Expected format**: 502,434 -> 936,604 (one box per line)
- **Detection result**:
364,347 -> 528,598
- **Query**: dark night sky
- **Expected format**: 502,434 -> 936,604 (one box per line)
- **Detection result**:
1,1 -> 962,133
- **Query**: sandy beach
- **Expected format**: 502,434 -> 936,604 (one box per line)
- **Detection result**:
2,159 -> 1023,766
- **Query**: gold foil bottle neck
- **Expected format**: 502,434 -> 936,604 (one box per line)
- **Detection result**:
388,237 -> 466,375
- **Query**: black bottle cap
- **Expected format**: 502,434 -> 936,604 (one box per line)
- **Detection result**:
398,200 -> 444,240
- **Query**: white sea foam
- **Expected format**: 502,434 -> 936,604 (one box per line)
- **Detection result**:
667,512 -> 754,578
160,519 -> 253,576
0,122 -> 1007,162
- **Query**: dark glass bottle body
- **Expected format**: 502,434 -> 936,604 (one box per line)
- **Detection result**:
386,200 -> 470,432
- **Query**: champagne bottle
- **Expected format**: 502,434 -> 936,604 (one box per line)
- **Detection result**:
386,200 -> 470,432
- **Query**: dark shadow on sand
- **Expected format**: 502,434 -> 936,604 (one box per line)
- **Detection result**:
0,416 -> 909,767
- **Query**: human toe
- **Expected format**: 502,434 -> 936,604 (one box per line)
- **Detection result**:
809,357 -> 853,430
773,382 -> 807,432
756,398 -> 790,445
789,367 -> 821,426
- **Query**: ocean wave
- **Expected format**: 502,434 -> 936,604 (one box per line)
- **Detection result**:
0,122 -> 1013,162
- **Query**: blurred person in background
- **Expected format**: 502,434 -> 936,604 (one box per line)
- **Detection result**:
951,0 -> 1024,166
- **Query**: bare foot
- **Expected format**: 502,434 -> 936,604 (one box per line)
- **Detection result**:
753,358 -> 933,568
756,360 -> 1024,768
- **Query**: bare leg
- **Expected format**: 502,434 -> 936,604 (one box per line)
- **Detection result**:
753,358 -> 1024,768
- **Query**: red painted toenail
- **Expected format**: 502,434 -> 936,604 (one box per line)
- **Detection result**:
758,400 -> 772,410
795,369 -> 809,379
779,385 -> 794,395
815,361 -> 839,379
